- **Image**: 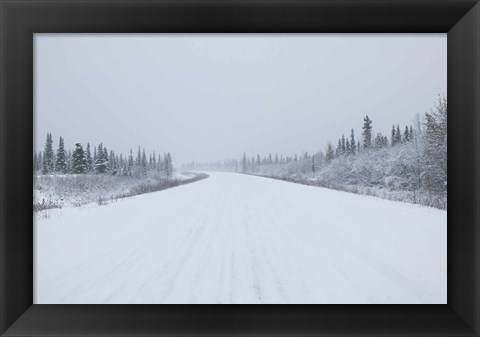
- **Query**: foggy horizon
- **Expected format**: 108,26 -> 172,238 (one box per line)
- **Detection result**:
34,34 -> 447,166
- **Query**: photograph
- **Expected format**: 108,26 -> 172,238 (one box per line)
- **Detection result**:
33,34 -> 447,304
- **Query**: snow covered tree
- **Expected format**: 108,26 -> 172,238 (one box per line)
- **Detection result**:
374,133 -> 388,148
242,153 -> 247,173
54,136 -> 67,173
423,94 -> 447,196
404,126 -> 410,142
350,129 -> 356,154
33,152 -> 39,172
341,134 -> 346,154
72,143 -> 87,174
85,143 -> 93,172
335,139 -> 342,157
391,125 -> 397,146
135,147 -> 141,166
395,124 -> 402,145
95,143 -> 109,173
326,143 -> 335,162
43,133 -> 55,174
141,149 -> 147,176
164,152 -> 173,178
362,115 -> 373,149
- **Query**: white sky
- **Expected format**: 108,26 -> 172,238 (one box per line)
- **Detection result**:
34,34 -> 446,165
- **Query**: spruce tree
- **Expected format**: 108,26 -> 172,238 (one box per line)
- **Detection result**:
164,152 -> 173,178
86,143 -> 93,172
55,136 -> 67,173
395,124 -> 402,144
72,143 -> 87,174
341,134 -> 346,154
350,129 -> 356,154
42,151 -> 48,175
391,125 -> 396,146
43,133 -> 55,174
95,143 -> 108,173
326,143 -> 335,161
33,152 -> 39,172
242,153 -> 247,173
141,149 -> 147,176
136,147 -> 141,166
38,152 -> 43,173
336,139 -> 342,157
404,126 -> 410,142
362,115 -> 373,149
66,150 -> 73,173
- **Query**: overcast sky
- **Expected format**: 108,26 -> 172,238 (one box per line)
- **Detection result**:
34,34 -> 446,165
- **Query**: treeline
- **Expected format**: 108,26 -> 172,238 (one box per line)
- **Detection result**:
186,95 -> 447,209
34,135 -> 175,179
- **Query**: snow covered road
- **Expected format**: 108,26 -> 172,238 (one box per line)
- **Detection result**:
35,172 -> 447,304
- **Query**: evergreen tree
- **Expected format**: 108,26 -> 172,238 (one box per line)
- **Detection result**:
335,139 -> 342,157
362,115 -> 373,149
86,143 -> 93,172
375,133 -> 388,148
33,152 -> 38,172
311,156 -> 316,173
357,140 -> 361,152
38,152 -> 43,173
103,146 -> 110,171
66,150 -> 73,173
141,149 -> 147,176
72,143 -> 87,174
391,125 -> 396,146
424,94 -> 447,196
110,150 -> 116,172
404,125 -> 410,142
242,153 -> 247,173
326,143 -> 335,161
346,140 -> 351,154
136,147 -> 141,166
43,133 -> 55,174
409,125 -> 414,140
395,124 -> 402,144
127,149 -> 134,176
95,143 -> 108,173
164,152 -> 173,178
42,151 -> 48,175
55,136 -> 67,173
341,134 -> 346,154
350,129 -> 356,154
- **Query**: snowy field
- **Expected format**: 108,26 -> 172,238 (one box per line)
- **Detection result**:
34,171 -> 447,304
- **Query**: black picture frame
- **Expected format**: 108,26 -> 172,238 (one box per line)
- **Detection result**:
1,0 -> 478,336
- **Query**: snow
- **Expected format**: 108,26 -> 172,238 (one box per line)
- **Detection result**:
34,171 -> 446,304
